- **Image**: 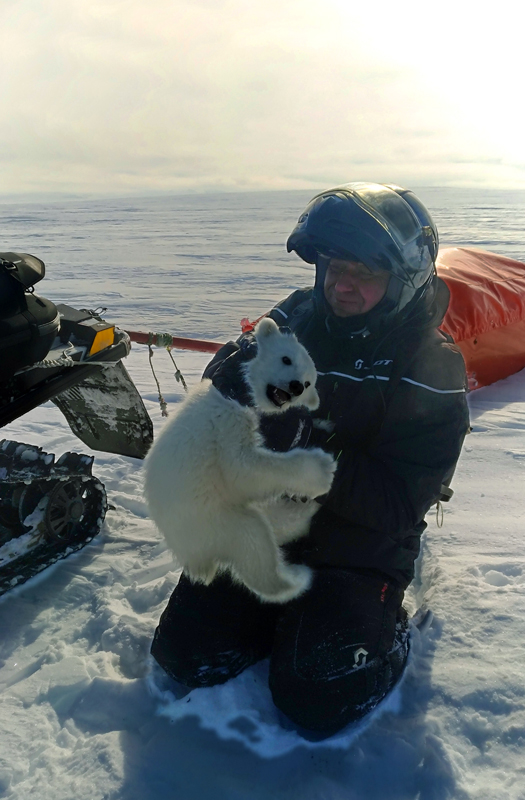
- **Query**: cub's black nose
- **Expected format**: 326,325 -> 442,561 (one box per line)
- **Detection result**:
289,380 -> 304,396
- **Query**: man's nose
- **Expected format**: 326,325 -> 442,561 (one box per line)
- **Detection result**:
335,272 -> 357,291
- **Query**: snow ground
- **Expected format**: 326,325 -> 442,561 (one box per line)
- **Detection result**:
1,342 -> 525,800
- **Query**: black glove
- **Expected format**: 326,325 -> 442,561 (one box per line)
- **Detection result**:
206,335 -> 257,405
258,408 -> 313,452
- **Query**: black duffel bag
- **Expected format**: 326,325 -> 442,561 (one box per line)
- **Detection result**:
0,252 -> 60,376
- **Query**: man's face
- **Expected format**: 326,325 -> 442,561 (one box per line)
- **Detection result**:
323,258 -> 390,317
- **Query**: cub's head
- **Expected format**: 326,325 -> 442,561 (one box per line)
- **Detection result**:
243,317 -> 320,414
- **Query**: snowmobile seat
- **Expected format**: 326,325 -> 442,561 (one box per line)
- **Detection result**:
0,254 -> 60,377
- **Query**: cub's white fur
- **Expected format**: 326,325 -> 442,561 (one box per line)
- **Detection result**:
144,318 -> 336,602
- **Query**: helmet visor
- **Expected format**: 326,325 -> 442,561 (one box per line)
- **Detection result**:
344,183 -> 423,246
313,183 -> 433,290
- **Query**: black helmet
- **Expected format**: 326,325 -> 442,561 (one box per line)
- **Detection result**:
286,182 -> 439,326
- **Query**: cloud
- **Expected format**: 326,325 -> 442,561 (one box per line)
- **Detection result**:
1,0 -> 524,195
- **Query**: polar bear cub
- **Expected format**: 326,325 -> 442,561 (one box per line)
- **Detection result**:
144,317 -> 336,603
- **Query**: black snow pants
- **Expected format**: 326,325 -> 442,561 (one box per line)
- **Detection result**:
150,568 -> 409,735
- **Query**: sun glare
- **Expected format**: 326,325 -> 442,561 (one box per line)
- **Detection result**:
327,1 -> 524,168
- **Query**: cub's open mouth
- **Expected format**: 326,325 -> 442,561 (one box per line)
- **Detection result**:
266,385 -> 291,408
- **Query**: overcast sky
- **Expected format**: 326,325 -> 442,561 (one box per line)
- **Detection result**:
1,0 -> 524,196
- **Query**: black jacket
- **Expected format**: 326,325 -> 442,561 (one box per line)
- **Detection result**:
204,279 -> 470,588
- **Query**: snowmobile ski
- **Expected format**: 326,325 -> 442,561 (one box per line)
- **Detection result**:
52,358 -> 153,460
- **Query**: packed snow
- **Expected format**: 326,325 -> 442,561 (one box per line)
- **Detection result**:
1,189 -> 525,799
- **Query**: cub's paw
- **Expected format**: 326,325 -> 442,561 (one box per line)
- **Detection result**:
313,418 -> 335,433
186,561 -> 219,585
284,563 -> 314,595
262,564 -> 313,603
301,448 -> 337,496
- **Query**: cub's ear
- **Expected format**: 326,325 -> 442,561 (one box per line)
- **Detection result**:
254,317 -> 279,339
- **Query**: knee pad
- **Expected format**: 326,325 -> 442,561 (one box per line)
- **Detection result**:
269,611 -> 410,734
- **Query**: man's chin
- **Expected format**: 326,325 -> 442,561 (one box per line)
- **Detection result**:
331,301 -> 363,317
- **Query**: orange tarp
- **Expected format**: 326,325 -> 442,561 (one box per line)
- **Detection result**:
438,247 -> 525,389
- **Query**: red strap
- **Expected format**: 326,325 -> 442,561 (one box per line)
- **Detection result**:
240,312 -> 268,333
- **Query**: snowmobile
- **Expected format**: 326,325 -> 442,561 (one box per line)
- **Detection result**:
0,252 -> 153,596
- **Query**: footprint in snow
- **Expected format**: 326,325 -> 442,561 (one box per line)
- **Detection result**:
477,563 -> 524,587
